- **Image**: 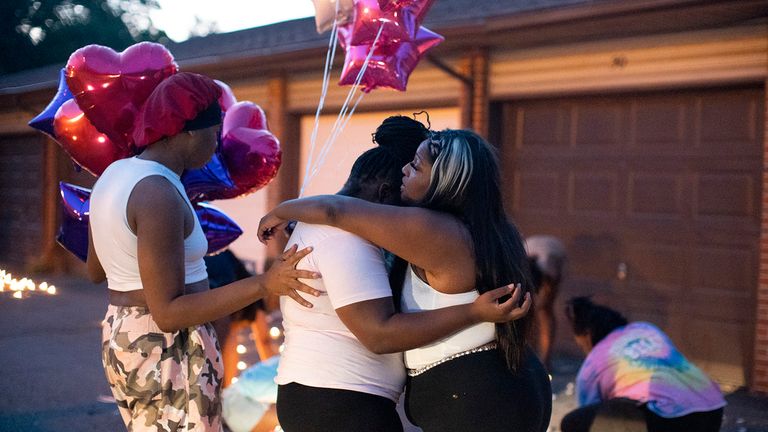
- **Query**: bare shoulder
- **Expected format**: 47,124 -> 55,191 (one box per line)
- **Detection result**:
358,202 -> 466,236
127,176 -> 186,227
358,205 -> 476,289
391,205 -> 472,253
402,205 -> 467,233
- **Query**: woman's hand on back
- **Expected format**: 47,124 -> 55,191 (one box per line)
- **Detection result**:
259,244 -> 322,308
470,284 -> 531,323
258,210 -> 290,244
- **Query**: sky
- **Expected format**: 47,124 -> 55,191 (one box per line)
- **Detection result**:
151,0 -> 317,42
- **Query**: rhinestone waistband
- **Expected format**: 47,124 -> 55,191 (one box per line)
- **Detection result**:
406,342 -> 498,377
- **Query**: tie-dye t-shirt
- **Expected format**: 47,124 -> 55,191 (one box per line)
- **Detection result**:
576,322 -> 726,418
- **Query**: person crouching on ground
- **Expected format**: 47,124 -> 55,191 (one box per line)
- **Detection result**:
561,296 -> 726,432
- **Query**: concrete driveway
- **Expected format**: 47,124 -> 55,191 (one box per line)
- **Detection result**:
0,275 -> 123,432
2,273 -> 767,432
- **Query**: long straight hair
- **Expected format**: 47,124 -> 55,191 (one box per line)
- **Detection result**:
421,129 -> 533,371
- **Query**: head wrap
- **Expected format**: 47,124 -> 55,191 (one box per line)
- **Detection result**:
132,72 -> 222,147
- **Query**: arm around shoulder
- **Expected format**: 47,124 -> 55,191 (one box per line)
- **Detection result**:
260,195 -> 474,282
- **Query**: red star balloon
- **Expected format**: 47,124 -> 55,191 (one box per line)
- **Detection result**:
348,0 -> 419,46
339,25 -> 444,92
377,0 -> 435,22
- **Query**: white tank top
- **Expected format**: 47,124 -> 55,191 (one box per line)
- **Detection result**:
90,157 -> 208,291
400,265 -> 496,369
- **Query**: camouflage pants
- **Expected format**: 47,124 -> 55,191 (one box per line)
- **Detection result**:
101,305 -> 224,431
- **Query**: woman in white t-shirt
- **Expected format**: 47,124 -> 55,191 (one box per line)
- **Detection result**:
259,125 -> 551,431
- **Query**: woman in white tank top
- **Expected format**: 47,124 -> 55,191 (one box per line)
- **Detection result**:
259,129 -> 552,431
88,73 -> 320,432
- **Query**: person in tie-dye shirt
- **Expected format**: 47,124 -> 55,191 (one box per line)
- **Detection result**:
561,297 -> 726,432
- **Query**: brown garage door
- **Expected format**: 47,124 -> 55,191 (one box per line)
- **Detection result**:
0,134 -> 45,269
500,86 -> 763,386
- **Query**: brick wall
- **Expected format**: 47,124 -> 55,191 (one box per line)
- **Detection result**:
0,134 -> 45,269
755,79 -> 768,394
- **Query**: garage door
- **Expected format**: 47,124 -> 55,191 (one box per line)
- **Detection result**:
500,86 -> 763,386
0,134 -> 45,269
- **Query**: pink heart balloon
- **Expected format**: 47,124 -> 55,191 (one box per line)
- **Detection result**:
215,79 -> 238,112
222,101 -> 269,135
218,101 -> 281,198
53,99 -> 133,176
65,42 -> 178,150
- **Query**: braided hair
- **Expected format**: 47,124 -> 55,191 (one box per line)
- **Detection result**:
343,115 -> 429,196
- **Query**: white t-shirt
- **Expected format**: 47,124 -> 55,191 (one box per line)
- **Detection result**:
275,223 -> 406,402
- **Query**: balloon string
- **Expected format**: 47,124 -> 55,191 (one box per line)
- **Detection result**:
305,24 -> 381,184
304,24 -> 384,188
300,2 -> 341,197
331,91 -> 367,171
317,90 -> 365,175
310,76 -> 363,179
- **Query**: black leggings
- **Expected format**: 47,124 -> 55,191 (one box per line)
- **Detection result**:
561,398 -> 724,432
404,347 -> 552,432
276,382 -> 403,432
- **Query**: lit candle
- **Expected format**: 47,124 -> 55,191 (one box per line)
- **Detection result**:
0,269 -> 59,298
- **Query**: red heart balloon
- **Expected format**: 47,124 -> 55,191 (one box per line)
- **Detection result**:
65,42 -> 178,150
53,99 -> 133,176
219,101 -> 281,198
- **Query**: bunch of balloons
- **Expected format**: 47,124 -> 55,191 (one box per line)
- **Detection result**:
312,0 -> 443,92
300,0 -> 443,196
29,42 -> 282,259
